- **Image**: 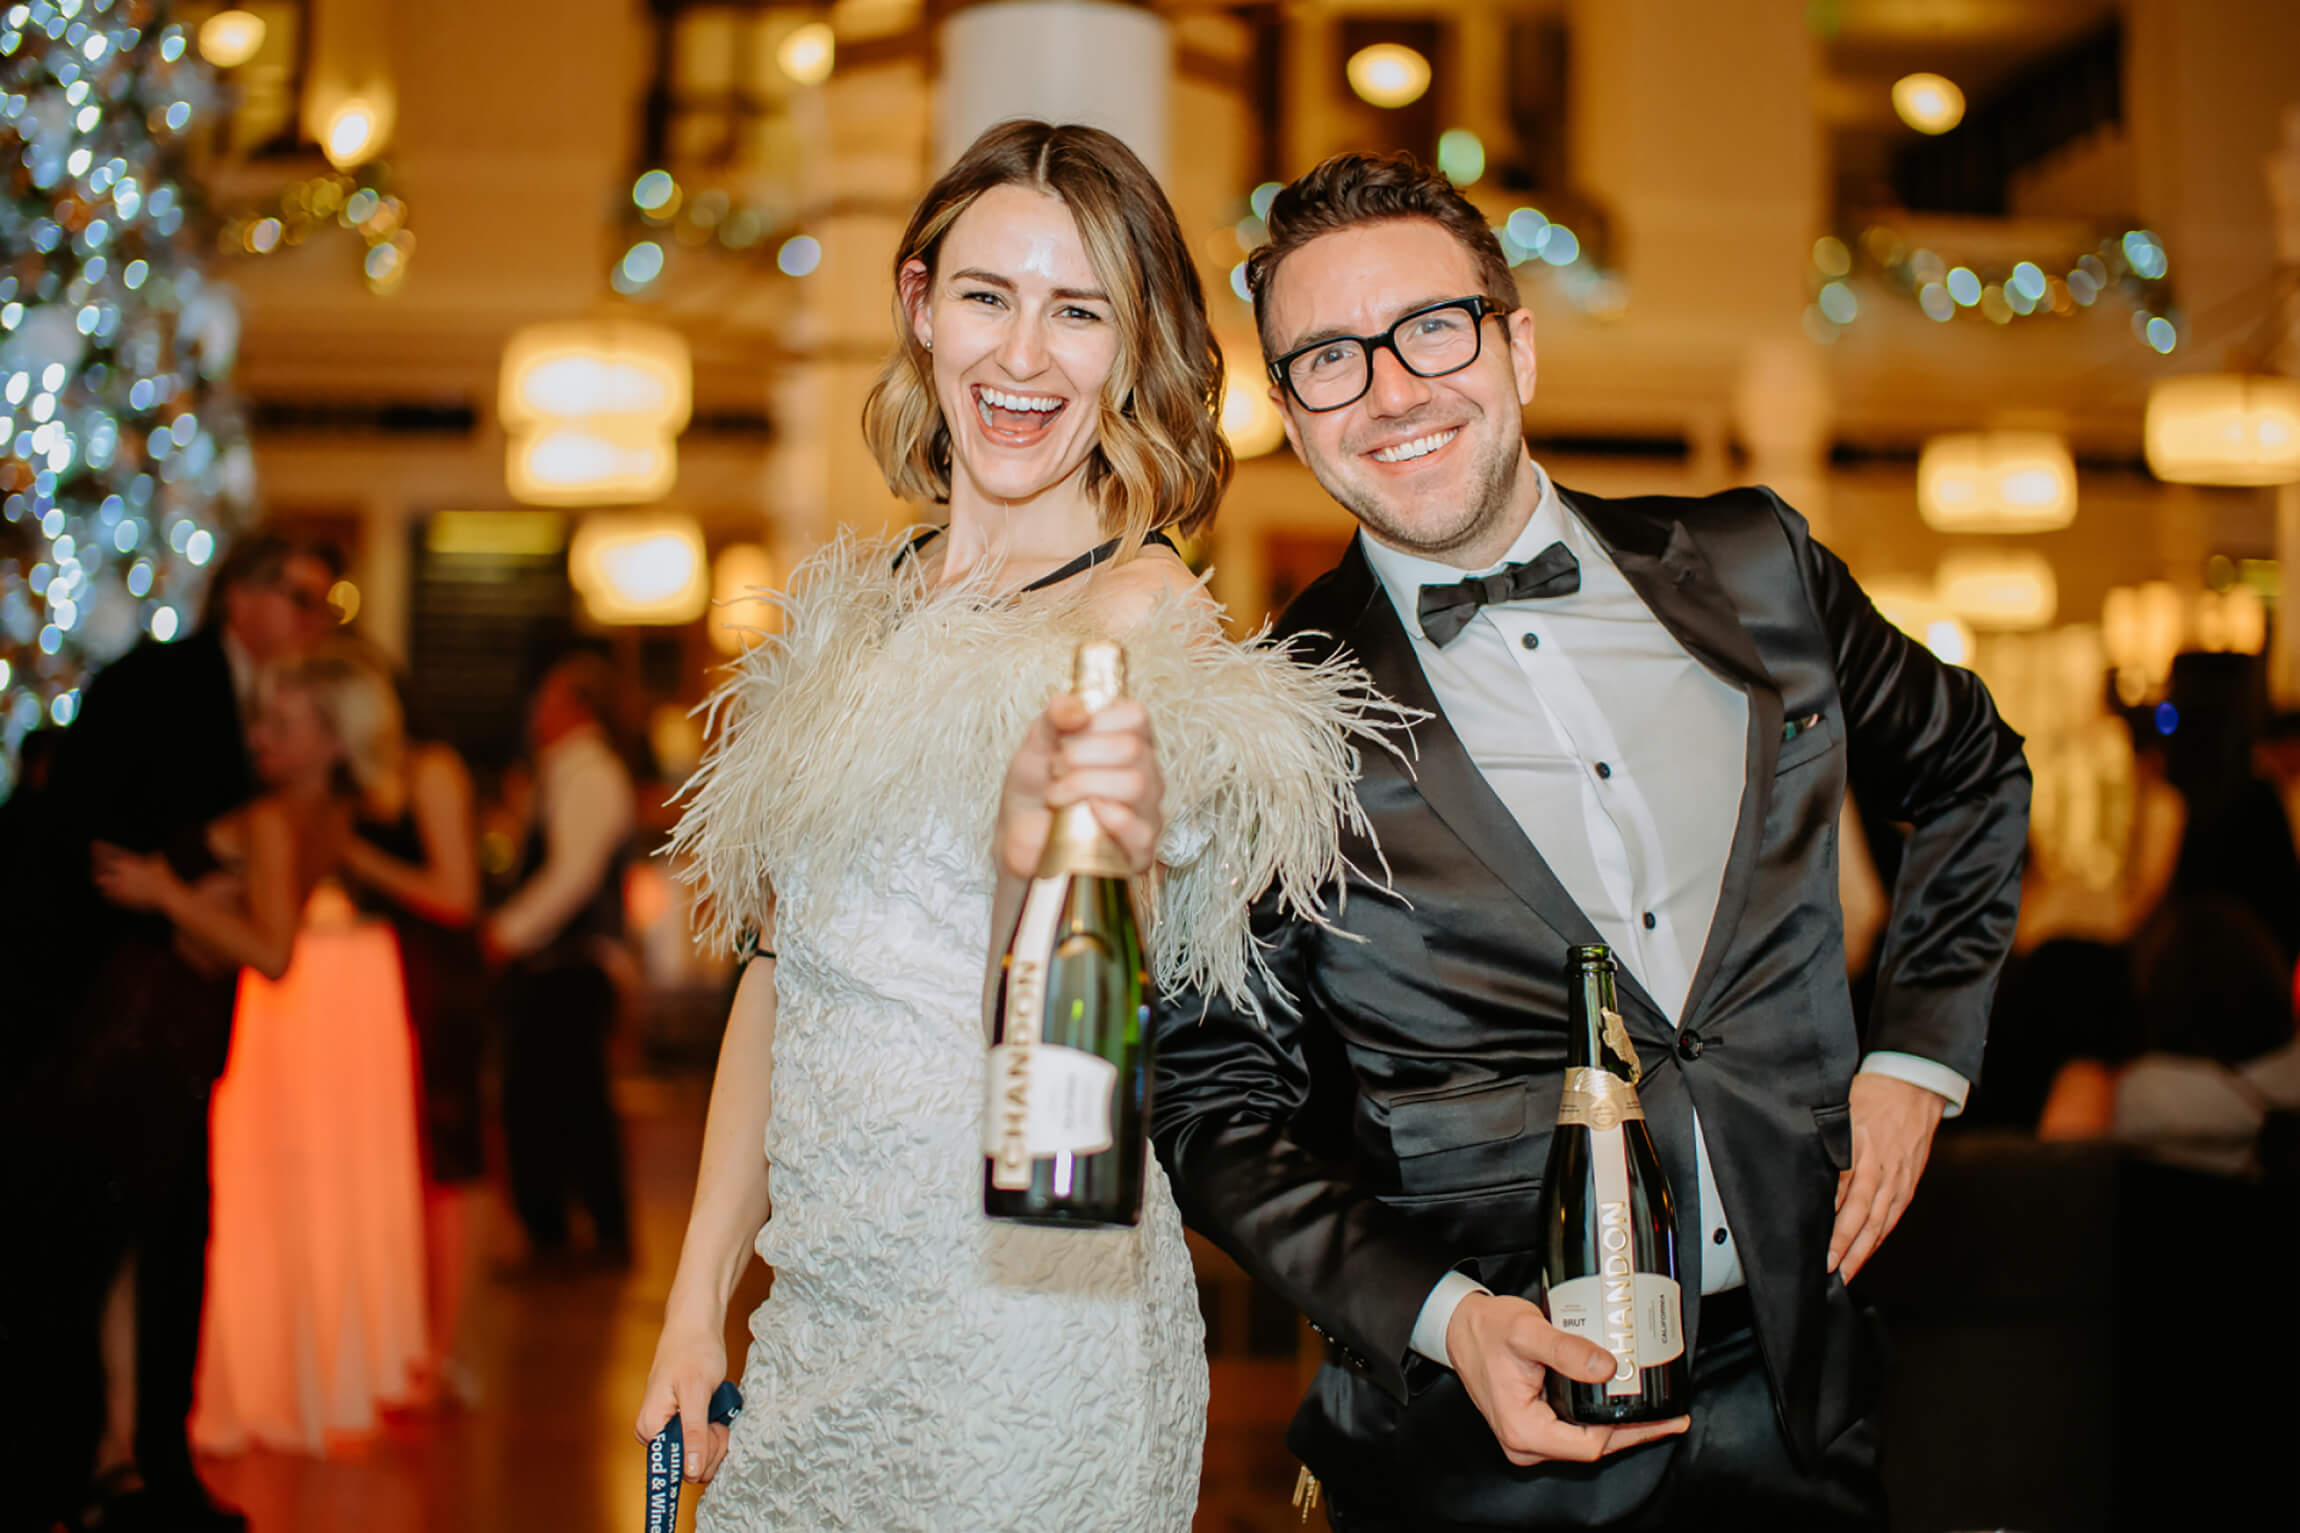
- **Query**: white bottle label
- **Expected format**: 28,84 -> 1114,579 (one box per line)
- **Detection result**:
983,875 -> 1118,1187
1547,1271 -> 1684,1388
982,1042 -> 1118,1160
1547,1123 -> 1684,1392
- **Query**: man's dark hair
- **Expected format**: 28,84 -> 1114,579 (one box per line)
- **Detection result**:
1244,150 -> 1518,358
202,528 -> 345,624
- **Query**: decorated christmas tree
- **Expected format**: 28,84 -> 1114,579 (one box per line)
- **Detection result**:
0,0 -> 254,796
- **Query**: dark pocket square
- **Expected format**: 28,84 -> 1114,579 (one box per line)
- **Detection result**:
1783,712 -> 1823,742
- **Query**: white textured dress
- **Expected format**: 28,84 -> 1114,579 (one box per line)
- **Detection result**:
670,532 -> 1385,1533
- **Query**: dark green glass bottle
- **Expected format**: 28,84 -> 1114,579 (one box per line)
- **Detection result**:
1540,945 -> 1688,1423
982,640 -> 1151,1228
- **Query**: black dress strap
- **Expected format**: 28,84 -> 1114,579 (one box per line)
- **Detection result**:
891,526 -> 943,571
893,526 -> 1175,591
1020,530 -> 1177,593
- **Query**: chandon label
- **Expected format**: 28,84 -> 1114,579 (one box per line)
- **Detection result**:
1547,1121 -> 1682,1392
984,876 -> 1117,1184
982,1042 -> 1118,1160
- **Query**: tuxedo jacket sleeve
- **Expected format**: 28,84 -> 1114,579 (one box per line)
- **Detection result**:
1152,878 -> 1456,1402
1769,490 -> 2029,1082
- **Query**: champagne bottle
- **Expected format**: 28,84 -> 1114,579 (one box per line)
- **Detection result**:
982,639 -> 1152,1228
1540,945 -> 1688,1423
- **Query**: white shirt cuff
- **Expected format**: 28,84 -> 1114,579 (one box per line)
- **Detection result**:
1859,1051 -> 1970,1117
1409,1270 -> 1491,1368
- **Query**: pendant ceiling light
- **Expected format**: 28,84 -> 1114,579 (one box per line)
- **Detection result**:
2143,374 -> 2300,487
1917,431 -> 2077,534
499,321 -> 692,507
568,512 -> 709,625
1937,550 -> 2058,630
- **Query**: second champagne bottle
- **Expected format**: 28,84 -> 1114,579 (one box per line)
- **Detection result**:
981,639 -> 1153,1228
1539,944 -> 1689,1424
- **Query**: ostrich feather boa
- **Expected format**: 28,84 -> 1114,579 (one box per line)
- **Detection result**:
668,528 -> 1404,1017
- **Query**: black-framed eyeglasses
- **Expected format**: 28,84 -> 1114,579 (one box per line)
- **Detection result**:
1267,296 -> 1512,412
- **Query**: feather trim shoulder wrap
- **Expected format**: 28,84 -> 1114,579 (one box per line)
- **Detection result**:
668,529 -> 1403,1018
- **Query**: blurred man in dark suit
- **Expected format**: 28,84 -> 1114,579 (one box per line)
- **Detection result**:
1,530 -> 339,1533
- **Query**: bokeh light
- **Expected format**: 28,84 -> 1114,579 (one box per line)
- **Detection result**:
777,236 -> 822,277
1892,73 -> 1965,134
1346,43 -> 1432,109
776,22 -> 836,87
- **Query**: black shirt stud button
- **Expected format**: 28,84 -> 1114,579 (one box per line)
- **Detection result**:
1642,911 -> 1657,929
1713,1227 -> 1729,1245
1521,632 -> 1540,651
1595,761 -> 1612,780
1677,1029 -> 1705,1061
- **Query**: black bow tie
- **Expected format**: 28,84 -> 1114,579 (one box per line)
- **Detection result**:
1416,541 -> 1581,647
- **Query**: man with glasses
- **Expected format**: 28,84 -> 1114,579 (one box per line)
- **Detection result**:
2,530 -> 340,1533
1150,153 -> 2030,1529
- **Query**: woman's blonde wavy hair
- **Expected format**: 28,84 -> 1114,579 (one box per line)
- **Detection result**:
862,119 -> 1233,543
267,639 -> 405,807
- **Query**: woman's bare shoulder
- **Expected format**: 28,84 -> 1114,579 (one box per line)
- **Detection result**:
1088,543 -> 1215,631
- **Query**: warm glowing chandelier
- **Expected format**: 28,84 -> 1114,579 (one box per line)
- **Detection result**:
2143,374 -> 2300,487
499,321 -> 692,507
1917,431 -> 2077,533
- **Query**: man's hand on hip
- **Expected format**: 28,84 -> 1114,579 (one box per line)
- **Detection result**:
1828,1072 -> 1948,1280
1444,1292 -> 1690,1467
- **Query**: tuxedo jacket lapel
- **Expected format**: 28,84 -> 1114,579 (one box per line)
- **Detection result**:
1326,538 -> 1675,1047
1568,493 -> 1785,1031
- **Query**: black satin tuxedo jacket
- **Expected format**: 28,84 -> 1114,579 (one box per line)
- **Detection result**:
1151,485 -> 2030,1525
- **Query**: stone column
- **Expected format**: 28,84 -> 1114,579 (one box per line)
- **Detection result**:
1448,1 -> 1516,185
936,2 -> 1171,177
774,13 -> 932,546
1731,337 -> 1833,541
1278,2 -> 1340,178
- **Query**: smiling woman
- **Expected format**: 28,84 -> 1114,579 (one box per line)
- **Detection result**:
634,117 -> 1406,1533
863,119 -> 1232,551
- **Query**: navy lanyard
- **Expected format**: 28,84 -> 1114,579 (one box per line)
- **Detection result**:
645,1380 -> 744,1532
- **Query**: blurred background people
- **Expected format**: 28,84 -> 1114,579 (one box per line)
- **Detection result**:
338,676 -> 490,1407
0,531 -> 339,1533
2040,894 -> 2300,1178
2155,653 -> 2300,964
176,643 -> 427,1458
486,650 -> 639,1271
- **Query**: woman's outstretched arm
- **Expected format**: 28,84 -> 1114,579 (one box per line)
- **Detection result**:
635,909 -> 779,1484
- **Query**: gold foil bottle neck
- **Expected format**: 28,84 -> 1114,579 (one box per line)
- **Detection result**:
1035,639 -> 1134,880
1072,639 -> 1127,713
1557,1066 -> 1647,1129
